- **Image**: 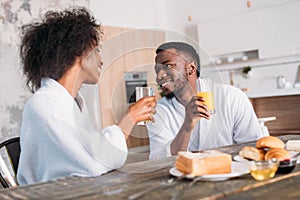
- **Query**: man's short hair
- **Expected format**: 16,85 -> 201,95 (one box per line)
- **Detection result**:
156,42 -> 201,77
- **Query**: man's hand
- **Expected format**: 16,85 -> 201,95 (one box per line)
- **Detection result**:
170,95 -> 210,155
183,96 -> 211,131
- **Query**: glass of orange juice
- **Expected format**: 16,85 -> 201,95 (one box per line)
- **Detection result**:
196,78 -> 215,114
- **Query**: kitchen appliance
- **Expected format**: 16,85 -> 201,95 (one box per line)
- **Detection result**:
125,72 -> 147,104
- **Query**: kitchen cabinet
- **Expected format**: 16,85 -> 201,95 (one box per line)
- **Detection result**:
251,95 -> 300,136
98,26 -> 165,148
247,88 -> 300,99
197,11 -> 259,58
257,1 -> 300,59
197,1 -> 300,62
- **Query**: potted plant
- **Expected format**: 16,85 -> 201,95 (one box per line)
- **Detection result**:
242,66 -> 253,78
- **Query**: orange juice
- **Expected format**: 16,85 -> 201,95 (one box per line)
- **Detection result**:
197,91 -> 215,113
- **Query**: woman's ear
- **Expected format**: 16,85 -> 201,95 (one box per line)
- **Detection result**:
73,57 -> 83,70
79,53 -> 90,70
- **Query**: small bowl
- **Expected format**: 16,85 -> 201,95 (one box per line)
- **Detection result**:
277,158 -> 297,174
248,160 -> 279,181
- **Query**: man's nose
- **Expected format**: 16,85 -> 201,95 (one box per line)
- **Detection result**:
156,69 -> 167,80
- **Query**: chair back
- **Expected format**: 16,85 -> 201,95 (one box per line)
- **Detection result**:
0,137 -> 20,188
0,172 -> 9,188
0,137 -> 21,175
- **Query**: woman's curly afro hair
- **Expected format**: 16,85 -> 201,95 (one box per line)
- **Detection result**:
20,7 -> 103,93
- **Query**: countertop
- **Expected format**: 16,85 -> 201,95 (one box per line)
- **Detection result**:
1,135 -> 300,200
246,87 -> 300,98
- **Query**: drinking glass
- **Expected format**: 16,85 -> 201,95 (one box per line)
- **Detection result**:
248,160 -> 279,181
196,78 -> 215,114
136,86 -> 155,126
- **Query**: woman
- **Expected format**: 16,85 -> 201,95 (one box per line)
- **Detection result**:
17,7 -> 156,185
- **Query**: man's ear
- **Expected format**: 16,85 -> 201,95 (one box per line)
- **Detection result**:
188,62 -> 197,75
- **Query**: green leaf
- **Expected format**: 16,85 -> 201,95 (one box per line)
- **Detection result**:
242,66 -> 252,74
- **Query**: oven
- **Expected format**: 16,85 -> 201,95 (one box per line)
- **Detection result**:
125,72 -> 147,104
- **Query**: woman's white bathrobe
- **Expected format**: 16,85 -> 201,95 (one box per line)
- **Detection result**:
17,78 -> 128,185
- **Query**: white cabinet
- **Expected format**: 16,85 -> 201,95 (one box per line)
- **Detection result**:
257,1 -> 300,59
197,1 -> 300,61
197,11 -> 259,57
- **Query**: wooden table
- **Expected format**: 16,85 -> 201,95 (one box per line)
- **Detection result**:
1,135 -> 300,200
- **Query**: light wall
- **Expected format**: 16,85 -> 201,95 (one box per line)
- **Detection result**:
89,0 -> 167,29
0,0 -> 89,140
90,0 -> 298,42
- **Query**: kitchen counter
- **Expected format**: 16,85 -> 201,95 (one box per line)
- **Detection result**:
246,87 -> 300,98
249,93 -> 300,136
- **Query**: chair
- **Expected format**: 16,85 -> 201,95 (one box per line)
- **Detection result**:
0,137 -> 20,188
0,172 -> 9,188
258,116 -> 277,136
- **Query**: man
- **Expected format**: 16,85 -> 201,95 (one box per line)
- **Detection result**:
17,7 -> 156,185
147,42 -> 265,160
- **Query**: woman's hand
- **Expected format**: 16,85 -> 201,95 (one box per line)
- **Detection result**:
128,96 -> 157,124
118,96 -> 156,139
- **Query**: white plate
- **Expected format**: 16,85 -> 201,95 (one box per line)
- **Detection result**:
169,162 -> 249,181
233,155 -> 250,163
289,151 -> 300,163
234,152 -> 300,164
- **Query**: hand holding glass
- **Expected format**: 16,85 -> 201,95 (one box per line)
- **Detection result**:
136,86 -> 155,126
196,78 -> 215,114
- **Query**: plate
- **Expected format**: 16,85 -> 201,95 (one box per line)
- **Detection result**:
233,155 -> 250,163
289,151 -> 300,163
169,162 -> 249,181
234,152 -> 300,164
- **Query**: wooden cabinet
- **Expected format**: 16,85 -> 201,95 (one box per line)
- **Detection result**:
98,26 -> 165,148
251,95 -> 300,136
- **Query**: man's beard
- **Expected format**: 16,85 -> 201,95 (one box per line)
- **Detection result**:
165,92 -> 175,99
164,75 -> 189,100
